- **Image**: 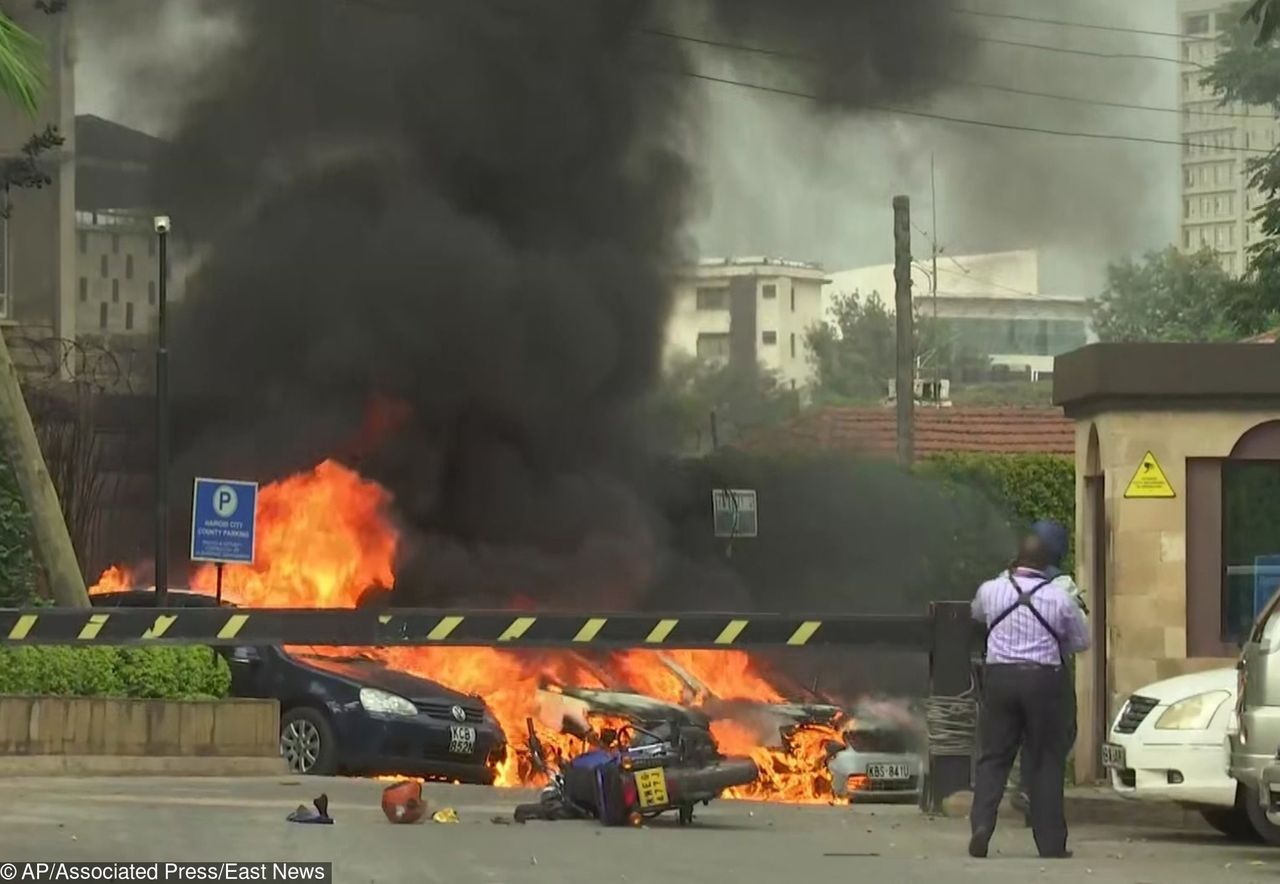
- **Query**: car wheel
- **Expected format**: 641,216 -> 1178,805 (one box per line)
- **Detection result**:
1242,785 -> 1280,845
1200,806 -> 1259,841
280,707 -> 338,776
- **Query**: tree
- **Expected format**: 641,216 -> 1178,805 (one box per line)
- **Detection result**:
649,356 -> 799,454
1206,4 -> 1280,323
1091,247 -> 1273,342
806,290 -> 988,403
0,8 -> 42,115
1246,0 -> 1280,43
806,291 -> 897,402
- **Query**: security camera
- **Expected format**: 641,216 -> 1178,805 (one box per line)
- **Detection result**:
153,215 -> 171,234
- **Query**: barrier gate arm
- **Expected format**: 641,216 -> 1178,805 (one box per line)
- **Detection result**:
0,608 -> 933,649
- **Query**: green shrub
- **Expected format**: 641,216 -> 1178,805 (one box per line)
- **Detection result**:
0,645 -> 230,699
918,453 -> 1076,571
0,459 -> 37,606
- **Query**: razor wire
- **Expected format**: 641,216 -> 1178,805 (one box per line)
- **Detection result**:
6,335 -> 150,394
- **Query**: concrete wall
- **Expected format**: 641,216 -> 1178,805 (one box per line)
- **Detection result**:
0,697 -> 283,775
1072,408 -> 1280,777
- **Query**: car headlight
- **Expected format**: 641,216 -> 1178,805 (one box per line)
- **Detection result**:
1154,691 -> 1230,730
359,687 -> 417,717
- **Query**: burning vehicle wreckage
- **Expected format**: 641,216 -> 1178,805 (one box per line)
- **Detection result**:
511,653 -> 927,825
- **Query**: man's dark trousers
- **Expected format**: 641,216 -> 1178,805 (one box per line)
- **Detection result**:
972,663 -> 1071,857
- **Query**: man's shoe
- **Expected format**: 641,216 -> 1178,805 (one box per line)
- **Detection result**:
1040,850 -> 1073,860
968,828 -> 992,859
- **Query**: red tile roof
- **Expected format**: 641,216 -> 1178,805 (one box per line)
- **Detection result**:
739,406 -> 1074,459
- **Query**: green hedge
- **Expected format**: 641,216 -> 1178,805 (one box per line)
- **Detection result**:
0,646 -> 231,699
919,453 -> 1076,571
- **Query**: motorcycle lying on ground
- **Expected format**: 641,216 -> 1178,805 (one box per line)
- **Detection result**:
512,717 -> 759,826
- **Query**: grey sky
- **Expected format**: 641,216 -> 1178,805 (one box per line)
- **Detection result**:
75,0 -> 1182,297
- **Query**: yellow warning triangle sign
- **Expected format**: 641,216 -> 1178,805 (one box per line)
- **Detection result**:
1124,451 -> 1175,499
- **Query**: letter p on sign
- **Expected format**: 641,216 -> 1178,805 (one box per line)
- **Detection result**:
213,485 -> 239,517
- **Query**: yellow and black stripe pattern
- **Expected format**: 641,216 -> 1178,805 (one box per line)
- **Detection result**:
0,608 -> 930,649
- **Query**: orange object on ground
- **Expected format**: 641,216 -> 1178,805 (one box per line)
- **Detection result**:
381,780 -> 426,824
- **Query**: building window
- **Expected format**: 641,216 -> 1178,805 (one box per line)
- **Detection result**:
1184,198 -> 1193,219
1184,13 -> 1208,34
148,281 -> 156,305
98,302 -> 108,329
790,333 -> 796,358
761,284 -> 777,300
790,288 -> 796,312
696,332 -> 730,361
762,330 -> 777,345
695,287 -> 727,310
112,279 -> 119,303
1184,229 -> 1192,249
78,277 -> 87,302
125,302 -> 134,331
1222,461 -> 1280,643
100,254 -> 108,278
111,234 -> 119,255
125,254 -> 133,280
78,231 -> 87,254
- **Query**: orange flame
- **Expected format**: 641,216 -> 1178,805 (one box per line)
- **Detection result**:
89,459 -> 844,802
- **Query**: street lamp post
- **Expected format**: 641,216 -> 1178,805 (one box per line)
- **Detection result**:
154,215 -> 171,606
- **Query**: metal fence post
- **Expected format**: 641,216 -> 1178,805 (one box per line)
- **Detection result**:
924,600 -> 978,813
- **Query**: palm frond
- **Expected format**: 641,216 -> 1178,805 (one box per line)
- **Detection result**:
0,12 -> 45,115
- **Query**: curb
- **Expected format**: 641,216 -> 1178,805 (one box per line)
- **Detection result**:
938,790 -> 1211,831
0,755 -> 289,777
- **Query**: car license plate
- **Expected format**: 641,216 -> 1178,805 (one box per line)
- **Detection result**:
1101,742 -> 1126,769
866,763 -> 910,780
634,767 -> 669,808
448,725 -> 476,755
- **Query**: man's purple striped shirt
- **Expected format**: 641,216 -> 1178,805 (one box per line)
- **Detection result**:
972,568 -> 1091,666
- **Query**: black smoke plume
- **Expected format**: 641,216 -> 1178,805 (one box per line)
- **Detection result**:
126,0 -> 995,610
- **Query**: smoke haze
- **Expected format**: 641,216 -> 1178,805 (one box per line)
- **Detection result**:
77,1 -> 1171,611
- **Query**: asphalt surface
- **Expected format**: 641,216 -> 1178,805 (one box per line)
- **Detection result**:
0,777 -> 1274,883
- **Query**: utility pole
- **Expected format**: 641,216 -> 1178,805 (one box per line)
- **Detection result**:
893,195 -> 915,468
154,216 -> 170,605
0,333 -> 89,607
930,155 -> 940,406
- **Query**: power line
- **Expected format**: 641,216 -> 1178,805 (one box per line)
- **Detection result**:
327,0 -> 1265,153
975,35 -> 1201,68
951,7 -> 1188,40
640,25 -> 1252,119
958,77 -> 1273,120
679,68 -> 1271,155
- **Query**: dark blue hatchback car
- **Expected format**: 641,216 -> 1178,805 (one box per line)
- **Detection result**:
91,590 -> 508,782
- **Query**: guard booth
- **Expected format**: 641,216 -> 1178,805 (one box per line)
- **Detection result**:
1054,342 -> 1280,780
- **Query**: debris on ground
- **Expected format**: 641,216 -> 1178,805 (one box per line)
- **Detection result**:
286,794 -> 333,825
432,808 -> 459,824
381,781 -> 425,824
491,816 -> 513,825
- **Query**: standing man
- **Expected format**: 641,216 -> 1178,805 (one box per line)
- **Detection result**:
1011,520 -> 1088,825
969,528 -> 1090,860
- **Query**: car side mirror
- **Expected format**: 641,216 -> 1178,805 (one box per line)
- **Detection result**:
230,646 -> 261,665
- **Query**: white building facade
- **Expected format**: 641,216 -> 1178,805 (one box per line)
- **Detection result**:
666,258 -> 829,389
1178,0 -> 1280,277
826,250 -> 1092,381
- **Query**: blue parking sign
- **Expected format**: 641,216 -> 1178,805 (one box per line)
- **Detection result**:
191,477 -> 258,564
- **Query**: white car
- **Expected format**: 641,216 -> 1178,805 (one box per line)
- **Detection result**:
1103,667 -> 1275,841
827,719 -> 923,801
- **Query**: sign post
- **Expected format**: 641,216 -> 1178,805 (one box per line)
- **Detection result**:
191,478 -> 259,602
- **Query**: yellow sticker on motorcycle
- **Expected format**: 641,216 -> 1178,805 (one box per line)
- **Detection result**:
634,767 -> 669,808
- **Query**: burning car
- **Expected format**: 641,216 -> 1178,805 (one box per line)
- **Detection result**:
90,590 -> 507,782
825,713 -> 924,800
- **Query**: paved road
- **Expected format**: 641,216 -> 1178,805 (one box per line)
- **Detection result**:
0,777 -> 1273,883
